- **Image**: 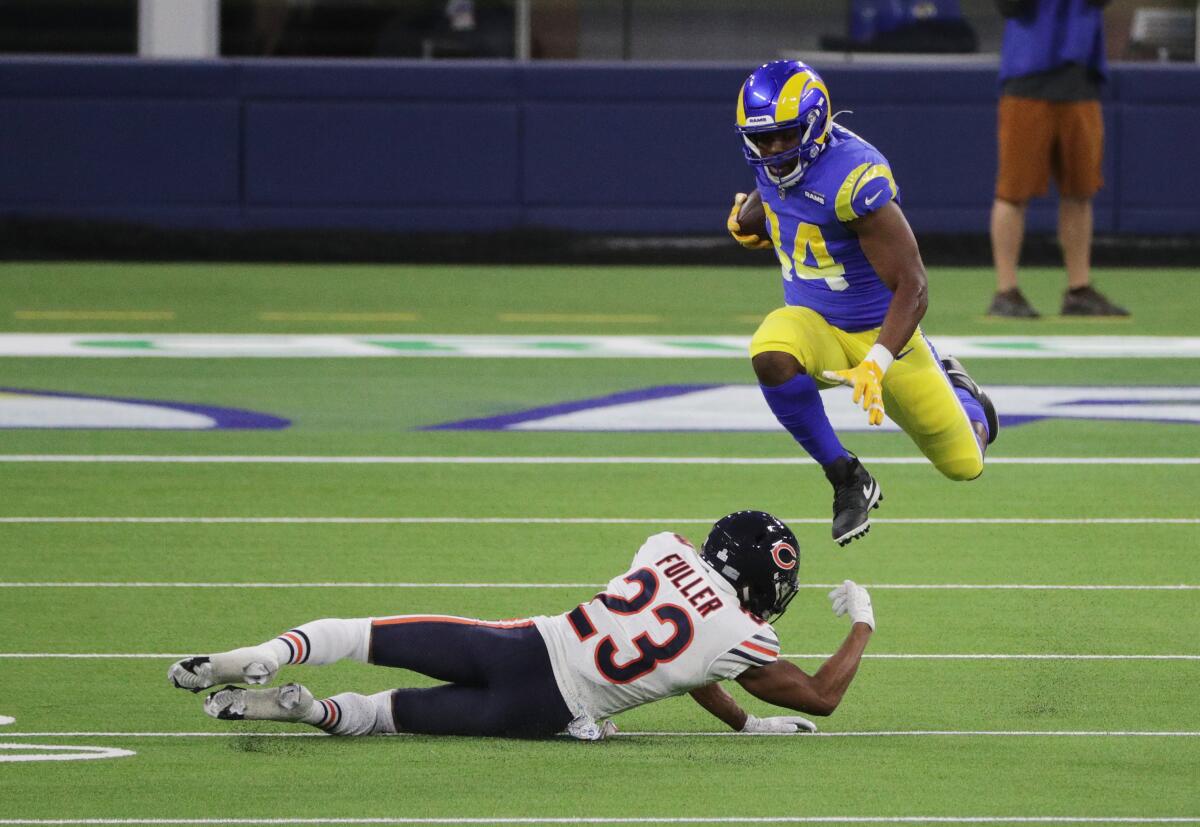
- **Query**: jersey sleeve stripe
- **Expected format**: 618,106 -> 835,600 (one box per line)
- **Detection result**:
751,633 -> 780,648
727,647 -> 772,667
741,640 -> 777,657
835,161 -> 873,222
835,162 -> 897,222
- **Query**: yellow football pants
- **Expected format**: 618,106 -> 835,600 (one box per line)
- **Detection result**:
750,305 -> 984,481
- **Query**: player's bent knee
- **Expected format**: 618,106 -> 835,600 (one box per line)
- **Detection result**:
752,350 -> 805,386
937,455 -> 984,482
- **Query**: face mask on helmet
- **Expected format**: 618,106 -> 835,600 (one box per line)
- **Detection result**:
735,60 -> 832,189
701,511 -> 801,623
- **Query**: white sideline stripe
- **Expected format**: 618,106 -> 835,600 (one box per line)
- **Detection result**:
0,816 -> 1195,820
2,455 -> 1199,466
2,582 -> 1199,591
2,653 -> 1197,661
2,517 -> 1198,526
3,730 -> 1199,739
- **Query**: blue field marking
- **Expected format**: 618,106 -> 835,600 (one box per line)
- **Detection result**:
429,384 -> 1200,432
423,385 -> 718,431
0,388 -> 289,431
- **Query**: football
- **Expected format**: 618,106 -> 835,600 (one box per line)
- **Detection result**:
736,188 -> 768,238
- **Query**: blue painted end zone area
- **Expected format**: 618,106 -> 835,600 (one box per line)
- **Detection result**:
424,384 -> 720,431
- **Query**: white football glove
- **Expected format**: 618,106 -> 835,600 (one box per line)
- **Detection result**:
741,713 -> 818,734
828,579 -> 875,630
566,714 -> 618,741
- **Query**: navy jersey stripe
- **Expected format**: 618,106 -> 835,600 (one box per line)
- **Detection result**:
728,647 -> 771,666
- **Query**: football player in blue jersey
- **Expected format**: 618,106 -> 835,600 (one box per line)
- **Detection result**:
727,60 -> 998,546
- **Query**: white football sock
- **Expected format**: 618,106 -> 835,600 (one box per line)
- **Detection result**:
267,618 -> 372,667
206,646 -> 280,685
303,690 -> 396,736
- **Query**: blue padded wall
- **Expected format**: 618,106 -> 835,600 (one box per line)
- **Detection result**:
0,58 -> 1196,235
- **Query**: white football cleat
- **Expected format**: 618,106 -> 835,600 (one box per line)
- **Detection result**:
168,647 -> 280,693
204,683 -> 314,722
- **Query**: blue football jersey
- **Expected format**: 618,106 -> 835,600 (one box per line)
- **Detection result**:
756,124 -> 900,332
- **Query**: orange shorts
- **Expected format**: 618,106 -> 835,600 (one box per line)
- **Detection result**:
995,96 -> 1104,202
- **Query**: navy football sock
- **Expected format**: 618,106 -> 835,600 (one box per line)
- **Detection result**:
759,373 -> 848,467
953,386 -> 990,443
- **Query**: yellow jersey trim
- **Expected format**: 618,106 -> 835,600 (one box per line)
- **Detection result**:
835,162 -> 896,223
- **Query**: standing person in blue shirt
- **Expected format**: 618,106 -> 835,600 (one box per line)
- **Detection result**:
726,60 -> 998,547
988,0 -> 1129,318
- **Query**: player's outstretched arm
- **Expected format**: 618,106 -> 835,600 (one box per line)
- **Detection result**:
689,681 -> 817,734
735,581 -> 875,716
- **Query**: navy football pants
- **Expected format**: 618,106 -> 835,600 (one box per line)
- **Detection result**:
369,616 -> 574,738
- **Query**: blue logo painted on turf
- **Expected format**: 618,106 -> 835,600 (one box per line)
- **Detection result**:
0,388 -> 290,430
428,385 -> 1200,432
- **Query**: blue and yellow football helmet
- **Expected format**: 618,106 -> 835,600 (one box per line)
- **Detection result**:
735,60 -> 832,189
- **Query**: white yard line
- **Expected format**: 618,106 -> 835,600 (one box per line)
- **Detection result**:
2,653 -> 1196,661
1,582 -> 1197,591
1,455 -> 1198,465
0,816 -> 1195,820
1,517 -> 1197,525
4,332 -> 1200,359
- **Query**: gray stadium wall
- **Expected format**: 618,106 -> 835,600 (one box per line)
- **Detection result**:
1,57 -> 1198,236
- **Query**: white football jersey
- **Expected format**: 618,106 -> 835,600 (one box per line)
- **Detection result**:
533,532 -> 781,719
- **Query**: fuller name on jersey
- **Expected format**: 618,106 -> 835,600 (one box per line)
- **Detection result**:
532,532 -> 782,720
758,124 -> 901,332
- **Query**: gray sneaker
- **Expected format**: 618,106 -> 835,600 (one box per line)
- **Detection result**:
168,647 -> 279,693
1061,285 -> 1129,317
987,288 -> 1040,318
204,683 -> 314,722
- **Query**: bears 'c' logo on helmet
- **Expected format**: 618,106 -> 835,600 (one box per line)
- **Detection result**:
771,541 -> 798,570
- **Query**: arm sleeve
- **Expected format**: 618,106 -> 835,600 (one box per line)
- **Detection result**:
835,161 -> 900,223
707,629 -> 781,681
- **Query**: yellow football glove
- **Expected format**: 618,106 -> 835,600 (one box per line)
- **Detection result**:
823,360 -> 886,426
726,193 -> 773,250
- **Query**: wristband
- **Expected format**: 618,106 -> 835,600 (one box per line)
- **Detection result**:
865,343 -> 894,375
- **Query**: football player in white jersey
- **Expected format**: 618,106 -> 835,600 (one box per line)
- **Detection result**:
168,511 -> 875,739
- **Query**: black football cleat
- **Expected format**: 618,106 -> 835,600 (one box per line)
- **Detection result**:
824,455 -> 882,547
941,356 -> 999,446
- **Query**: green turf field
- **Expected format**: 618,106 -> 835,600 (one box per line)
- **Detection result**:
0,262 -> 1197,826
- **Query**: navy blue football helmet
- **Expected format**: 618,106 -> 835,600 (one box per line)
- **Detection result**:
701,510 -> 800,622
735,60 -> 832,189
